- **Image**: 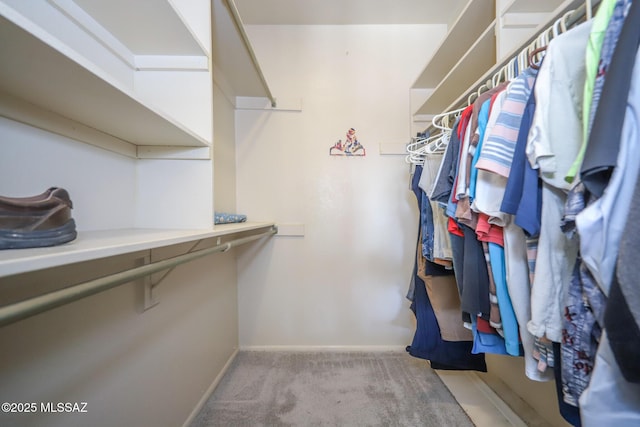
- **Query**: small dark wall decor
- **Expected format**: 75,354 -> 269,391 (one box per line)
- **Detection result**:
330,128 -> 366,156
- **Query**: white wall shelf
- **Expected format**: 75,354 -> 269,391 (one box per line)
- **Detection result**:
51,0 -> 209,71
412,0 -> 495,89
501,0 -> 565,14
412,0 -> 578,118
415,20 -> 497,116
0,222 -> 276,278
211,0 -> 275,103
0,0 -> 274,156
0,0 -> 279,274
0,10 -> 210,155
434,0 -> 581,116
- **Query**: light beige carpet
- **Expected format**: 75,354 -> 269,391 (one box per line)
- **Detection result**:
190,351 -> 475,427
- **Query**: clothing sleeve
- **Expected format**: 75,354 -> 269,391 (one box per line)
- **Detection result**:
526,54 -> 554,176
430,120 -> 460,203
455,123 -> 473,200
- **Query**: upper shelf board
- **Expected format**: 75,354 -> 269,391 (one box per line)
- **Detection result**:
71,0 -> 207,56
0,7 -> 210,148
211,0 -> 271,99
415,21 -> 497,115
0,223 -> 277,278
501,0 -> 566,14
412,0 -> 495,89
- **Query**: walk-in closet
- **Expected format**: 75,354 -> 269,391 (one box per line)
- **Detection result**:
1,0 -> 638,426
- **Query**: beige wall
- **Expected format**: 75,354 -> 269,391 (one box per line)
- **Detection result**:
234,23 -> 447,348
0,247 -> 239,427
213,82 -> 238,213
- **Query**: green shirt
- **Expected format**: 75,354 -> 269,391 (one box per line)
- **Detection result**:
566,0 -> 618,183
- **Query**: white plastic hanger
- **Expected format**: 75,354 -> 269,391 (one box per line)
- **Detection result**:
406,133 -> 438,164
426,132 -> 450,155
432,106 -> 466,131
477,83 -> 488,99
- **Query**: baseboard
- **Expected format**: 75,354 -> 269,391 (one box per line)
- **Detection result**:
467,372 -> 528,426
181,347 -> 239,427
435,370 -> 527,427
239,345 -> 407,352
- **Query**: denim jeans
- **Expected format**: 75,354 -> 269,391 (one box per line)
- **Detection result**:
421,193 -> 435,262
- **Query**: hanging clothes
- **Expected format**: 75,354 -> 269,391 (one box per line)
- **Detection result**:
419,153 -> 453,264
405,0 -> 640,423
580,0 -> 636,199
566,0 -> 619,183
526,20 -> 592,345
606,180 -> 640,383
494,64 -> 553,382
576,0 -> 638,297
407,165 -> 487,372
578,2 -> 640,422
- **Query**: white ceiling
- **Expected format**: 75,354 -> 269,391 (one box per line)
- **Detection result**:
233,0 -> 468,26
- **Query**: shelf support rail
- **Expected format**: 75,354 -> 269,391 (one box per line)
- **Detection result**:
0,226 -> 277,328
223,0 -> 277,108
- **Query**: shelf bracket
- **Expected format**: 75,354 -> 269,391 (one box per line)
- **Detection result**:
141,254 -> 159,311
141,239 -> 208,311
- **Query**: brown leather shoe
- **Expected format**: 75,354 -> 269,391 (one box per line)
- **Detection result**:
0,187 -> 77,249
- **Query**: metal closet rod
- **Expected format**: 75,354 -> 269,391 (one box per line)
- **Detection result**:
223,0 -> 277,108
0,226 -> 277,328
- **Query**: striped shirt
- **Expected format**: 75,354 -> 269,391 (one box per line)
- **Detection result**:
475,69 -> 536,177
